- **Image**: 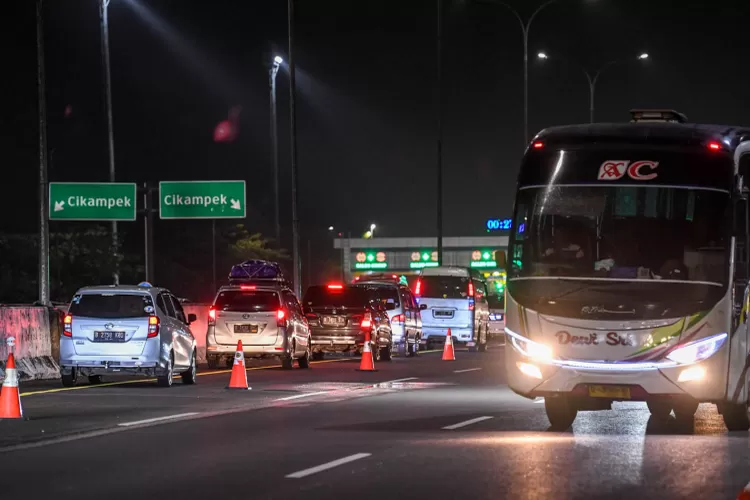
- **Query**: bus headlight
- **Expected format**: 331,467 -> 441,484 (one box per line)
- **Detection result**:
506,327 -> 553,361
666,333 -> 727,365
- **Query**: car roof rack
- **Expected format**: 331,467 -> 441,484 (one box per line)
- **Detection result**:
227,260 -> 291,287
630,109 -> 688,124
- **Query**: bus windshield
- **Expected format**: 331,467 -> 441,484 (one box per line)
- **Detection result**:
509,184 -> 730,287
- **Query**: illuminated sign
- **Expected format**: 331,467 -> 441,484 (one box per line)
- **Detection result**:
410,250 -> 439,269
486,218 -> 512,232
354,251 -> 388,270
470,249 -> 497,268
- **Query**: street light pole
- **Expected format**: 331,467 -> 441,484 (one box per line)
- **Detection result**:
486,0 -> 559,144
269,56 -> 282,247
36,0 -> 50,305
99,0 -> 118,284
436,0 -> 443,265
288,0 -> 302,297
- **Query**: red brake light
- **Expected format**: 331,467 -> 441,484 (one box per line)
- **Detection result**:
468,282 -> 475,297
147,315 -> 160,338
277,309 -> 287,327
240,285 -> 256,290
327,284 -> 344,290
208,307 -> 216,325
708,141 -> 721,151
305,312 -> 319,325
360,312 -> 372,329
532,141 -> 544,149
415,280 -> 422,296
391,313 -> 404,325
63,314 -> 72,336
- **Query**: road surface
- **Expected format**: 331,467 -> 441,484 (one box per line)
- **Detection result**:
0,344 -> 748,499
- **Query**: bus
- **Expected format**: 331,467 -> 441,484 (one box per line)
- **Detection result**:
505,109 -> 750,430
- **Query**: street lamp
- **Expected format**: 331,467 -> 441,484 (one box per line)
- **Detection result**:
482,0 -> 560,144
538,51 -> 650,123
99,0 -> 118,284
328,225 -> 334,231
270,55 -> 283,247
369,223 -> 376,239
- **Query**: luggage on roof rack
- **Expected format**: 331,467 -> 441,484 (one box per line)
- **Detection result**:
228,260 -> 290,287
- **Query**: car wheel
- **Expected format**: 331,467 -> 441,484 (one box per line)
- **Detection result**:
281,340 -> 294,370
298,339 -> 312,369
371,338 -> 381,362
545,397 -> 577,431
380,341 -> 393,361
157,352 -> 174,387
312,351 -> 325,361
646,399 -> 672,419
182,350 -> 197,384
672,399 -> 699,427
207,356 -> 218,370
721,402 -> 750,431
478,325 -> 488,352
61,368 -> 78,388
88,375 -> 103,385
405,338 -> 416,358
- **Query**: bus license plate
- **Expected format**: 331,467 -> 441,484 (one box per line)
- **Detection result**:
588,385 -> 631,399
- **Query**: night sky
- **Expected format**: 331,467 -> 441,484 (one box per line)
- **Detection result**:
3,0 -> 750,294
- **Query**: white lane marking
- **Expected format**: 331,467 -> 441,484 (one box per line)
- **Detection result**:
379,377 -> 418,384
453,368 -> 482,373
274,391 -> 331,401
534,398 -> 545,404
118,412 -> 199,427
286,453 -> 372,479
442,416 -> 494,430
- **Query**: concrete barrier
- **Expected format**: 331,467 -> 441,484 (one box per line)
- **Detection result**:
183,303 -> 210,363
0,306 -> 61,381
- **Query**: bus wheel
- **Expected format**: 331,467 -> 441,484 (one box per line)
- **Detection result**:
721,402 -> 750,431
672,399 -> 699,427
646,399 -> 672,419
544,397 -> 577,431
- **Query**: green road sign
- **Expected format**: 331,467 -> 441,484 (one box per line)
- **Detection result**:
49,183 -> 137,221
159,181 -> 246,219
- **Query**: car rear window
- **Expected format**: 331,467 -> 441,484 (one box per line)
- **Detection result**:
214,291 -> 280,312
353,285 -> 400,304
69,293 -> 154,318
303,286 -> 369,309
419,276 -> 470,299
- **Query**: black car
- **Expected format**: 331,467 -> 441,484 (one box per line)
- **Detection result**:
302,284 -> 393,361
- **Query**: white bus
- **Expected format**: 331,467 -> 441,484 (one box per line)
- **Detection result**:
505,109 -> 750,430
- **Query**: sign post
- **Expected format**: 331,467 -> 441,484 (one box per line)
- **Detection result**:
159,181 -> 246,219
49,183 -> 137,221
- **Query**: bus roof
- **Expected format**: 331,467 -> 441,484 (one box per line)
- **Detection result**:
533,122 -> 750,152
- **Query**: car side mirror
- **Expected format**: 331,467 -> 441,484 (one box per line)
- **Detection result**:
419,303 -> 428,310
187,313 -> 197,324
385,302 -> 396,311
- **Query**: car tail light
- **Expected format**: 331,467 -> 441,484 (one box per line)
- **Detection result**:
532,141 -> 544,149
147,315 -> 160,338
360,312 -> 373,329
468,299 -> 475,311
708,141 -> 721,151
391,313 -> 404,325
327,283 -> 344,290
414,279 -> 422,296
277,309 -> 287,327
468,282 -> 475,297
208,307 -> 216,326
240,285 -> 256,290
63,314 -> 72,337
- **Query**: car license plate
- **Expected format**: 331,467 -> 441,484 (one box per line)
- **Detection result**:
234,324 -> 258,334
588,385 -> 631,399
322,316 -> 345,326
93,331 -> 126,342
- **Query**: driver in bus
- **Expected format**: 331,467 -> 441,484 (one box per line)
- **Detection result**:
543,227 -> 585,262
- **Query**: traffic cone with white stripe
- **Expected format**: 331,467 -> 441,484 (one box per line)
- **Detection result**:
226,340 -> 251,390
442,328 -> 455,361
0,353 -> 23,419
357,330 -> 377,372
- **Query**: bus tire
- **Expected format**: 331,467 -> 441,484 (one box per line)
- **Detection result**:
721,403 -> 750,431
544,397 -> 577,430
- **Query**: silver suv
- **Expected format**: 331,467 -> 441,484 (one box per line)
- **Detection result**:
60,283 -> 198,388
205,283 -> 311,369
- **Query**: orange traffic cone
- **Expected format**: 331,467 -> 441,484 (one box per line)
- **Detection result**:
357,330 -> 377,372
738,482 -> 750,500
0,353 -> 23,419
442,328 -> 455,361
226,340 -> 251,390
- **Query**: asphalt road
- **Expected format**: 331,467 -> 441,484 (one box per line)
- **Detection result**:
1,343 -> 749,499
